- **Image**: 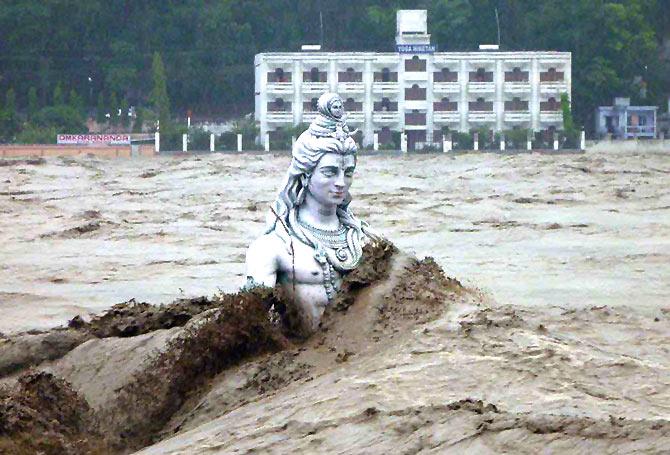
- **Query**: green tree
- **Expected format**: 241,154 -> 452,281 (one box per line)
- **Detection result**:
96,93 -> 106,124
109,92 -> 119,126
27,87 -> 39,120
69,88 -> 85,115
53,82 -> 64,105
0,88 -> 19,142
120,98 -> 130,128
132,107 -> 144,133
150,52 -> 171,131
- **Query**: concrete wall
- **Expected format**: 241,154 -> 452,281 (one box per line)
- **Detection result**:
0,144 -> 155,159
587,139 -> 669,153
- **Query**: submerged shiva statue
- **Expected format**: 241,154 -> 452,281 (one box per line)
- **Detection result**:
246,92 -> 380,334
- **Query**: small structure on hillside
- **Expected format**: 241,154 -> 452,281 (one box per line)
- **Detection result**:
595,97 -> 657,139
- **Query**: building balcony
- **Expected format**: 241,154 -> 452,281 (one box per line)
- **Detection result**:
540,82 -> 568,94
266,112 -> 293,123
404,71 -> 428,82
504,112 -> 531,123
433,82 -> 460,94
468,82 -> 495,93
433,112 -> 460,123
302,82 -> 330,93
468,112 -> 497,123
540,111 -> 563,123
372,82 -> 398,94
504,82 -> 531,94
266,82 -> 294,94
337,82 -> 365,93
373,112 -> 399,124
347,112 -> 364,123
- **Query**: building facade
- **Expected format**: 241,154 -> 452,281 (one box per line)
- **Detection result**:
595,97 -> 658,139
254,10 -> 571,149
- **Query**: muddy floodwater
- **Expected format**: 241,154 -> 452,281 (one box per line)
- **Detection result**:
1,149 -> 668,334
1,149 -> 669,454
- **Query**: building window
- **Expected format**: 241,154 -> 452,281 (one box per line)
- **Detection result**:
275,68 -> 285,82
382,97 -> 390,111
382,67 -> 390,82
311,98 -> 318,110
310,67 -> 319,82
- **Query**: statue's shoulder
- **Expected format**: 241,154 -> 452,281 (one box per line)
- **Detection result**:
248,230 -> 284,254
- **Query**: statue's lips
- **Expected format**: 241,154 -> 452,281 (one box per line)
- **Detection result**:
331,191 -> 344,198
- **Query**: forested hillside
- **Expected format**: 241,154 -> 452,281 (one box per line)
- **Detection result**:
0,0 -> 668,137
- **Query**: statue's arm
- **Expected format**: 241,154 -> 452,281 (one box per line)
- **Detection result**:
245,234 -> 280,288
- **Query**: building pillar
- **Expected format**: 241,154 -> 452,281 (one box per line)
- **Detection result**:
294,59 -> 302,125
154,132 -> 160,153
530,57 -> 540,132
210,133 -> 215,152
460,59 -> 468,133
495,58 -> 504,132
398,54 -> 406,135
363,59 -> 374,147
237,134 -> 243,152
426,53 -> 435,143
259,59 -> 268,146
182,134 -> 188,152
329,58 -> 337,92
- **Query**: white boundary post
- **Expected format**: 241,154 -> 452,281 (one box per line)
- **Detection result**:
580,130 -> 586,150
500,134 -> 505,151
182,134 -> 188,152
527,133 -> 532,151
443,133 -> 452,153
553,132 -> 559,151
237,134 -> 243,152
373,133 -> 379,151
210,133 -> 215,152
473,132 -> 479,151
264,133 -> 270,152
154,132 -> 160,153
401,132 -> 407,153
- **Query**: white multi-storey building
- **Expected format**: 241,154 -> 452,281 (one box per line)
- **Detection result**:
255,10 -> 571,150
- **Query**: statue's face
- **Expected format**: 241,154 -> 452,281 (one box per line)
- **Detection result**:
329,99 -> 344,119
306,153 -> 355,207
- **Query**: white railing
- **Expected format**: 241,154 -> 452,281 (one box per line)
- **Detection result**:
433,82 -> 460,94
433,112 -> 460,123
468,82 -> 495,93
468,112 -> 496,122
372,82 -> 398,94
266,83 -> 293,94
266,112 -> 293,123
540,82 -> 568,94
504,112 -> 531,122
504,82 -> 531,94
372,112 -> 399,123
337,82 -> 365,93
540,111 -> 563,122
302,82 -> 330,93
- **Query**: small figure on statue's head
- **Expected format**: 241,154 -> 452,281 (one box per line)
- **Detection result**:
246,92 -> 379,335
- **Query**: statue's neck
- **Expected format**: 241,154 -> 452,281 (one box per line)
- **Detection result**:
298,194 -> 340,230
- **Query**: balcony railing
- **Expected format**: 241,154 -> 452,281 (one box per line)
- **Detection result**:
266,83 -> 293,94
433,82 -> 460,93
540,111 -> 563,123
504,112 -> 531,123
504,82 -> 531,94
337,82 -> 365,93
540,71 -> 565,82
267,112 -> 293,123
373,112 -> 399,123
468,82 -> 495,93
433,112 -> 460,123
540,101 -> 561,111
347,112 -> 364,123
372,83 -> 398,94
302,82 -> 330,93
468,112 -> 496,123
